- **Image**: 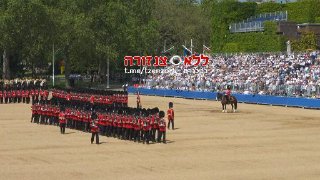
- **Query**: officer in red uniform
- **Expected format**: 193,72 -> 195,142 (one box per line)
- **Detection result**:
90,111 -> 99,144
17,90 -> 21,103
0,89 -> 3,104
31,103 -> 37,123
136,92 -> 141,108
151,108 -> 159,142
21,89 -> 25,103
158,111 -> 166,144
59,108 -> 66,134
142,110 -> 151,144
3,89 -> 8,104
133,110 -> 141,142
117,110 -> 123,139
44,89 -> 49,100
167,102 -> 174,130
97,111 -> 105,135
25,89 -> 30,104
225,85 -> 232,102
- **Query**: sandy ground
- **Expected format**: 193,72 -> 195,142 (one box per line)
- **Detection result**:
1,95 -> 320,180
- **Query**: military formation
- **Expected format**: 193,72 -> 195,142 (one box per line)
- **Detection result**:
52,88 -> 128,107
0,79 -> 48,104
30,88 -> 171,145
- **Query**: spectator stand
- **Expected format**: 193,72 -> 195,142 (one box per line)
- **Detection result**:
128,86 -> 320,109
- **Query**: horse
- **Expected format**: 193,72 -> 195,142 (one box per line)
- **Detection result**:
216,92 -> 238,113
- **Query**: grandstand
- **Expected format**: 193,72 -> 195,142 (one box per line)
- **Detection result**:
229,11 -> 288,33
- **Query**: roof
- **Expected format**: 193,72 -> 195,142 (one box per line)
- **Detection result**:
297,23 -> 320,27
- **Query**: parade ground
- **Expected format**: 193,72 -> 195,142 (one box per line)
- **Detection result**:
1,95 -> 320,180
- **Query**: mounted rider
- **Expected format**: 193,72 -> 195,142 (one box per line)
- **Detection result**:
225,85 -> 232,103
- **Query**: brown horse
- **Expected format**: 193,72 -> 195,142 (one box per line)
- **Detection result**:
216,93 -> 238,113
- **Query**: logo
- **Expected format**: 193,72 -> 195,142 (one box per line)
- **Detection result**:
124,54 -> 209,67
123,54 -> 209,74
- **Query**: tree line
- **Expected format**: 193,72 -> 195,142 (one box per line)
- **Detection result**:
0,0 -> 211,86
1,0 -> 319,84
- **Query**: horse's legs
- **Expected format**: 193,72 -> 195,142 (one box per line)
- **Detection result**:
221,103 -> 224,112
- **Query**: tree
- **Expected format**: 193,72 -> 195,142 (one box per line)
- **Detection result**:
0,0 -> 55,79
292,32 -> 317,51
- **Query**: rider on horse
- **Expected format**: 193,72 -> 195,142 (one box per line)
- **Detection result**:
225,85 -> 231,103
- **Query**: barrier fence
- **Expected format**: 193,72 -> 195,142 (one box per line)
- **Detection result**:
128,87 -> 320,109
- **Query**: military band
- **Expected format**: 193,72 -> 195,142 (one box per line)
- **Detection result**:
0,79 -> 48,104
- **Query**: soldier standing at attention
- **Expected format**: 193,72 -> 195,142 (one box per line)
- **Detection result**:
158,111 -> 166,144
136,91 -> 141,108
90,121 -> 100,144
167,102 -> 174,130
0,87 -> 3,104
59,107 -> 66,134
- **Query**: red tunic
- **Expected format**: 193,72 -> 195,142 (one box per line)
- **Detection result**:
44,90 -> 49,98
31,105 -> 36,114
97,114 -> 104,126
59,112 -> 66,124
90,96 -> 95,104
134,118 -> 141,131
225,89 -> 231,96
167,109 -> 174,121
159,118 -> 166,132
91,124 -> 99,133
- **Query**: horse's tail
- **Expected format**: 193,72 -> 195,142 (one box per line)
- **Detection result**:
234,100 -> 237,110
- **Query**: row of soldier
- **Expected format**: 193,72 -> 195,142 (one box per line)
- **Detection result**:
52,88 -> 128,107
31,99 -> 167,144
0,79 -> 48,90
0,79 -> 49,104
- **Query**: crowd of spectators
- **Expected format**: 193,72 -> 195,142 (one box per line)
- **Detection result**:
141,51 -> 320,98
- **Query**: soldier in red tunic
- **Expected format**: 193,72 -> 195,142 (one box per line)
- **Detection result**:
133,110 -> 141,143
25,89 -> 30,104
142,110 -> 151,144
0,88 -> 3,104
31,103 -> 37,123
90,111 -> 99,144
44,89 -> 49,101
3,89 -> 8,104
167,102 -> 174,130
97,111 -> 105,136
59,107 -> 66,134
158,111 -> 166,144
136,92 -> 142,108
151,108 -> 159,142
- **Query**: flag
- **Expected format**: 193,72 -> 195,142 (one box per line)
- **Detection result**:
161,46 -> 174,56
203,45 -> 211,53
182,45 -> 192,56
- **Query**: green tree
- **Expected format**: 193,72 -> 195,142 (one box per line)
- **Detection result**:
0,0 -> 55,79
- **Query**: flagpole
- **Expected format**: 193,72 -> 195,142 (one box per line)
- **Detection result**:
190,39 -> 193,54
203,45 -> 205,54
107,58 -> 109,88
52,43 -> 55,87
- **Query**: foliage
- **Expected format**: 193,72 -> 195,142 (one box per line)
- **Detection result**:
291,32 -> 317,51
0,0 -> 211,82
256,2 -> 284,14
